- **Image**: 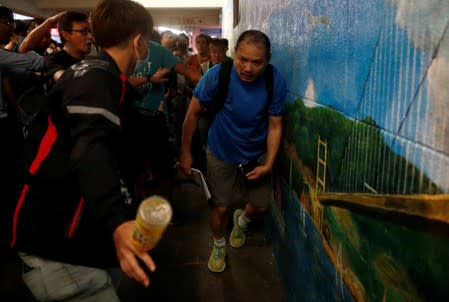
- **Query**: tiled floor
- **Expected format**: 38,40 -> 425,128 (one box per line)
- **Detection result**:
118,175 -> 285,301
0,173 -> 285,302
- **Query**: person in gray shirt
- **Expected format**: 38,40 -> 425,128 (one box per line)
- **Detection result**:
0,5 -> 44,255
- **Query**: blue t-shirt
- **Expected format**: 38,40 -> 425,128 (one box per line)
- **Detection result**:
131,41 -> 179,111
194,63 -> 286,164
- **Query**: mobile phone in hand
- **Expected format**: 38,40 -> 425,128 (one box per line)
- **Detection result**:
238,160 -> 259,175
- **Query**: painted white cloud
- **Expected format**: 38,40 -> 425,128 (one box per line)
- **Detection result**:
428,49 -> 449,151
304,78 -> 318,108
394,0 -> 448,50
394,0 -> 449,153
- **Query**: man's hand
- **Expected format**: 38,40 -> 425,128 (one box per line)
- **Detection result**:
113,221 -> 156,287
48,11 -> 66,25
158,100 -> 165,112
245,164 -> 272,181
179,151 -> 193,176
150,67 -> 171,83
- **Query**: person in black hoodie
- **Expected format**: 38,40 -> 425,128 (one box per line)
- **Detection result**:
11,1 -> 155,301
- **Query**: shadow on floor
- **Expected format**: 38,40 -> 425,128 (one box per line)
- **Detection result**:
118,175 -> 285,302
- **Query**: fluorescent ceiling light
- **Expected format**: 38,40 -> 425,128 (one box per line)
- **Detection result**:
134,0 -> 223,8
157,26 -> 186,35
14,13 -> 33,20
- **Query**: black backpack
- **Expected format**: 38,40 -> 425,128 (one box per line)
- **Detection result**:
203,59 -> 274,123
13,58 -> 124,244
17,59 -> 119,139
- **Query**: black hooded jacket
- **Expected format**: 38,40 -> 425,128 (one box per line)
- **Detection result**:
12,52 -> 136,268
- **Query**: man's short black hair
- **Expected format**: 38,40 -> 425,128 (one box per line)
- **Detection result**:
0,5 -> 13,21
235,30 -> 271,59
58,11 -> 89,44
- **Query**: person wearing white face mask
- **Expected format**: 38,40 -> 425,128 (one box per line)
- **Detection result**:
11,1 -> 156,301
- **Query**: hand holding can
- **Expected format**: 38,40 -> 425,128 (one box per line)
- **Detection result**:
131,195 -> 172,252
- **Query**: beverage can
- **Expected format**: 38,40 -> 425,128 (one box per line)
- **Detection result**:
131,195 -> 172,252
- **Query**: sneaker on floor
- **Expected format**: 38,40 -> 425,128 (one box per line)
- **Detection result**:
230,209 -> 247,248
208,244 -> 226,272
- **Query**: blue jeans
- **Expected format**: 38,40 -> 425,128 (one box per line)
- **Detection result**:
19,252 -> 120,301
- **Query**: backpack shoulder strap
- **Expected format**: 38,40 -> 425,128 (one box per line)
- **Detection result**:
70,58 -> 119,78
264,64 -> 274,106
212,59 -> 234,113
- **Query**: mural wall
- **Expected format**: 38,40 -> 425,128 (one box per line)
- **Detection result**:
223,0 -> 449,301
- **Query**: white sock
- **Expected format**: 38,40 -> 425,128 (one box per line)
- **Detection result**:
213,237 -> 226,247
237,211 -> 251,228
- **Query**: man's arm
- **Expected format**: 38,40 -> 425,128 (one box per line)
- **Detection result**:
246,115 -> 283,181
113,221 -> 156,287
172,62 -> 201,86
76,138 -> 156,287
19,12 -> 65,54
128,67 -> 171,87
265,115 -> 283,168
0,49 -> 44,71
179,95 -> 203,175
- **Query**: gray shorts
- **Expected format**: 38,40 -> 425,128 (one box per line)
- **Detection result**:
206,150 -> 273,209
19,252 -> 120,301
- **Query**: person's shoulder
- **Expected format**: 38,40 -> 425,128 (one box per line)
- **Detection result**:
74,60 -> 120,82
150,41 -> 176,59
202,62 -> 222,79
150,41 -> 168,54
56,63 -> 123,110
47,50 -> 68,61
187,54 -> 198,64
150,41 -> 162,49
268,65 -> 286,86
60,59 -> 119,88
46,50 -> 78,72
269,64 -> 284,79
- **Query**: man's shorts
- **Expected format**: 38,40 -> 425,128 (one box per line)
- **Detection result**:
206,149 -> 273,209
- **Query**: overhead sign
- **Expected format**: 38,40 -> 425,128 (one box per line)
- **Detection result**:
200,28 -> 222,36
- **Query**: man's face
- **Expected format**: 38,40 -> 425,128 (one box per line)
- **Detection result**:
63,21 -> 92,55
0,16 -> 14,44
161,33 -> 176,51
209,44 -> 227,65
195,36 -> 209,55
234,41 -> 269,83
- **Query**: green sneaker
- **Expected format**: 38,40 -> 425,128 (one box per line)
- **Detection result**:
208,244 -> 226,272
230,209 -> 247,248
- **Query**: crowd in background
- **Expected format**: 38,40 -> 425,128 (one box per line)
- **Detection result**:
0,7 -> 232,211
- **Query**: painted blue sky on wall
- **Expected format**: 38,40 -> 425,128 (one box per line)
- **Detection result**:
253,0 -> 449,191
262,0 -> 385,114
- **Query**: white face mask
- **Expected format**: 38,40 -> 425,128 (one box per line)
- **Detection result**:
135,36 -> 149,63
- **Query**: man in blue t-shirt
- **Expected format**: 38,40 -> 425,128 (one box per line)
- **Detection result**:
180,30 -> 286,273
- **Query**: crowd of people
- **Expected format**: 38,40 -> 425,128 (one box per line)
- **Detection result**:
0,0 -> 286,300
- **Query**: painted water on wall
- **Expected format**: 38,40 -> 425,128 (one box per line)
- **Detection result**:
223,0 -> 449,301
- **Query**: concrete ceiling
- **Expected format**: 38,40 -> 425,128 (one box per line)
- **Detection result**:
3,0 -> 222,30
